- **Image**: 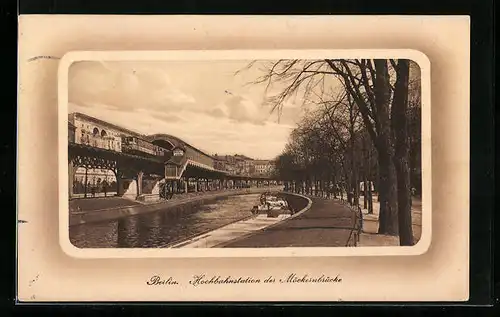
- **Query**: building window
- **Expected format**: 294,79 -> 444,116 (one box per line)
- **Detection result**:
173,149 -> 184,157
93,127 -> 99,136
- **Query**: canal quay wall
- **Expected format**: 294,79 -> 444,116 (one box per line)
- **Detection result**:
69,186 -> 283,226
170,192 -> 312,248
279,192 -> 310,215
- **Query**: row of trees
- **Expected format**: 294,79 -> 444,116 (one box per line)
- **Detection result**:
274,96 -> 379,212
241,59 -> 421,246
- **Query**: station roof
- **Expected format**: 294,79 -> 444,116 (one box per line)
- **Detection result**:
70,112 -> 232,161
146,133 -> 214,159
69,112 -> 143,137
165,155 -> 186,167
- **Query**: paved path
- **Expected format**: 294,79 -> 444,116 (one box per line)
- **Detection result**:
221,198 -> 356,248
358,195 -> 423,246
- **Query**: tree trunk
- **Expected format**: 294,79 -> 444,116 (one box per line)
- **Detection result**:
367,141 -> 374,214
363,179 -> 368,209
391,59 -> 414,246
367,182 -> 374,214
351,153 -> 360,207
326,176 -> 330,198
339,181 -> 343,202
332,175 -> 337,198
353,171 -> 359,207
363,135 -> 368,209
349,100 -> 359,207
377,150 -> 398,235
372,59 -> 399,236
394,156 -> 413,245
343,171 -> 350,203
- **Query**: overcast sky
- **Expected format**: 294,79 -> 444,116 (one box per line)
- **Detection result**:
68,60 -> 307,160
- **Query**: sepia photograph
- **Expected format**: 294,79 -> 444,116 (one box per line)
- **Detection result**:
18,15 -> 470,302
64,54 -> 426,250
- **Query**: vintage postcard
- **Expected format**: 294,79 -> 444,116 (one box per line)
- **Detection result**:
59,50 -> 432,259
18,15 -> 469,302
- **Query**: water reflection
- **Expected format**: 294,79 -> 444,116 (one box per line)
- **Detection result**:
70,193 -> 260,248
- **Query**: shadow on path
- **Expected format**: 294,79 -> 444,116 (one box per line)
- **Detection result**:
221,198 -> 355,248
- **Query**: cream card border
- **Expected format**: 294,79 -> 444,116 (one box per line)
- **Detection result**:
18,15 -> 470,302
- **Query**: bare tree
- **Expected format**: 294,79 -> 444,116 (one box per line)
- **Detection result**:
391,59 -> 413,245
241,58 -> 417,245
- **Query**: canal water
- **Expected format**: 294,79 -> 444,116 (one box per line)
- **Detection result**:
69,193 -> 261,248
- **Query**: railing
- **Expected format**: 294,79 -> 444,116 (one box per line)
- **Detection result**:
120,137 -> 169,157
344,202 -> 363,247
282,187 -> 364,247
122,143 -> 157,156
187,159 -> 218,172
79,134 -> 121,152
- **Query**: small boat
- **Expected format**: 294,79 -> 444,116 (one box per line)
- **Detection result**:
252,193 -> 289,216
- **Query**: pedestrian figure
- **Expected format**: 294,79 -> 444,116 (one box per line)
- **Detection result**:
103,180 -> 108,197
260,194 -> 266,205
251,206 -> 258,215
347,191 -> 354,206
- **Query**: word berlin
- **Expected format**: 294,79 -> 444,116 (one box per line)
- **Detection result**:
189,274 -> 341,287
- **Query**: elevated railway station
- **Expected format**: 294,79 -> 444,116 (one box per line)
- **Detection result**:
68,112 -> 278,202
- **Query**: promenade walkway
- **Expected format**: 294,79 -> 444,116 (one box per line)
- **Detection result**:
358,195 -> 423,246
220,197 -> 356,248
